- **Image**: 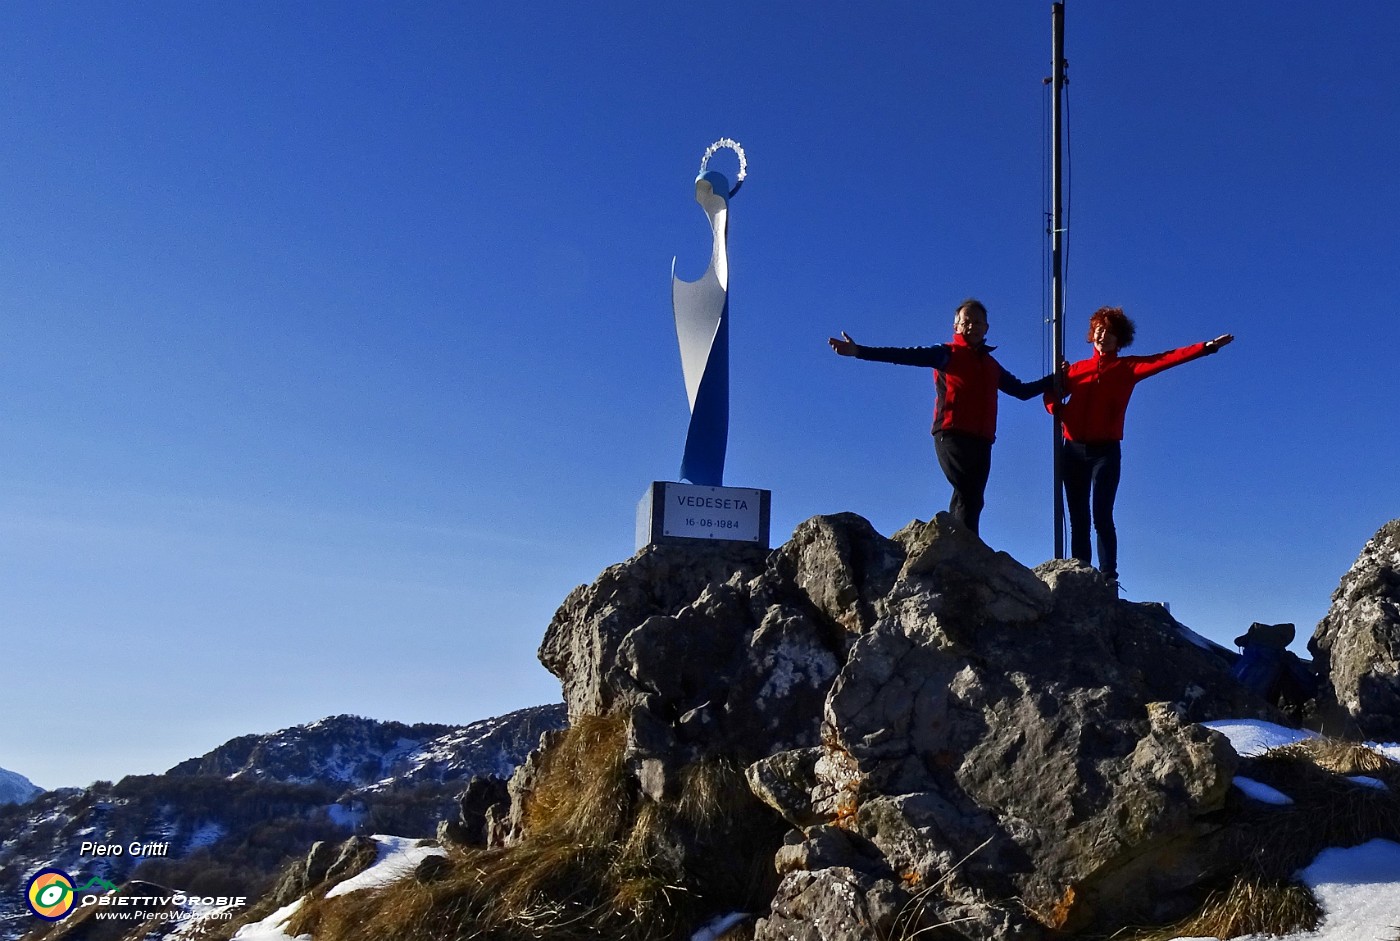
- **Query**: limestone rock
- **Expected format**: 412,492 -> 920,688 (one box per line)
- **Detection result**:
533,511 -> 1279,938
1309,519 -> 1400,738
747,747 -> 823,829
271,839 -> 340,905
753,867 -> 905,941
324,834 -> 378,884
538,542 -> 769,718
892,513 -> 1053,628
764,512 -> 903,636
450,775 -> 509,846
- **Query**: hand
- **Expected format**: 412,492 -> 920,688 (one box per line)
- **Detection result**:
1054,359 -> 1069,396
828,331 -> 858,356
1207,334 -> 1234,351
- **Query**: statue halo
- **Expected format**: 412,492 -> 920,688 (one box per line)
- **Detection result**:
699,138 -> 748,186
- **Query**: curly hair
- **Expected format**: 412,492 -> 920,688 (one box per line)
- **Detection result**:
1088,306 -> 1135,348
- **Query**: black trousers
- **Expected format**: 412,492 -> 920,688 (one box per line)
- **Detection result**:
1061,440 -> 1122,580
934,431 -> 992,536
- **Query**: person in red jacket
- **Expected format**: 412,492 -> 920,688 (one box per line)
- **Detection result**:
1046,306 -> 1233,589
829,298 -> 1054,536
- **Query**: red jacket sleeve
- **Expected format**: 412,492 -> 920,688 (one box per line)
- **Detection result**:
1128,342 -> 1211,380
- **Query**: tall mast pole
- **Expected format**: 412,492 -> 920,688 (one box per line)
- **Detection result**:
1050,2 -> 1067,558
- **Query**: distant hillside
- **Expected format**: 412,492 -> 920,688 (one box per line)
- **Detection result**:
164,707 -> 562,790
0,768 -> 41,807
0,705 -> 565,941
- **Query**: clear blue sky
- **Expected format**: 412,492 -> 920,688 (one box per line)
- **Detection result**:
3,2 -> 1397,789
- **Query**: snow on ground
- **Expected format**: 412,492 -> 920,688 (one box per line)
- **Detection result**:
1346,775 -> 1388,791
1177,719 -> 1400,941
325,835 -> 446,899
231,836 -> 443,940
1201,718 -> 1318,756
1231,776 -> 1293,805
1301,840 -> 1400,940
231,899 -> 306,941
1174,623 -> 1236,658
1174,839 -> 1400,941
185,820 -> 227,851
166,897 -> 252,939
325,802 -> 366,830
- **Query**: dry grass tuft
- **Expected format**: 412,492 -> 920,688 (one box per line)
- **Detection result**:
1276,736 -> 1398,776
281,714 -> 784,941
1238,744 -> 1400,877
520,714 -> 633,842
1126,877 -> 1321,941
1118,734 -> 1400,941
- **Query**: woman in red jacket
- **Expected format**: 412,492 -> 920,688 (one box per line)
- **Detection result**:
1047,306 -> 1233,590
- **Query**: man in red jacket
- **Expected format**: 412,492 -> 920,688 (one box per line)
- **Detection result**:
1046,305 -> 1233,588
829,298 -> 1054,536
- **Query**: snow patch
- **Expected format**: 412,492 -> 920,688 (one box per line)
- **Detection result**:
1297,840 -> 1400,940
324,835 -> 446,899
327,803 -> 367,830
1345,775 -> 1387,790
1167,839 -> 1400,941
185,821 -> 226,851
1231,776 -> 1293,805
1173,623 -> 1234,657
1200,719 -> 1317,757
232,899 -> 307,941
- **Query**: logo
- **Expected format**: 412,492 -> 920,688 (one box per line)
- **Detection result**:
22,865 -> 247,927
78,877 -> 118,893
26,869 -> 77,921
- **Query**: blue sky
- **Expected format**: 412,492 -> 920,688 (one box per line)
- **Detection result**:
3,2 -> 1397,789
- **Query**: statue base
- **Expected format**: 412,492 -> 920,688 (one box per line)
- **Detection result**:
636,481 -> 771,551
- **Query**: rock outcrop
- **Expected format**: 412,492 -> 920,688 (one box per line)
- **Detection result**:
1310,519 -> 1400,739
534,512 -> 1275,937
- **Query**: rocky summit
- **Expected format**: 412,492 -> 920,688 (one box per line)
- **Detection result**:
533,511 -> 1282,938
22,515 -> 1400,941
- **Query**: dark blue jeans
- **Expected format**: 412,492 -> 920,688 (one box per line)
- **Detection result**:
1061,440 -> 1121,580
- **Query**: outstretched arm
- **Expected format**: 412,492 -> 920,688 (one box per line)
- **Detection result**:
828,332 -> 951,368
1131,334 -> 1235,379
828,331 -> 859,356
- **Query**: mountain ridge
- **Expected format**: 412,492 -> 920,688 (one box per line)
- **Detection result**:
0,768 -> 41,807
0,704 -> 565,941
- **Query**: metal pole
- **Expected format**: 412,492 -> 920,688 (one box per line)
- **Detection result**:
1050,2 -> 1067,558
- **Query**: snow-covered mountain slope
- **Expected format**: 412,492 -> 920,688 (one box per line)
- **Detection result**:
0,768 -> 41,807
0,705 -> 564,941
165,704 -> 564,791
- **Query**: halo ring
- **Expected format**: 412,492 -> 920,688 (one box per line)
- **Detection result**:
699,138 -> 747,182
